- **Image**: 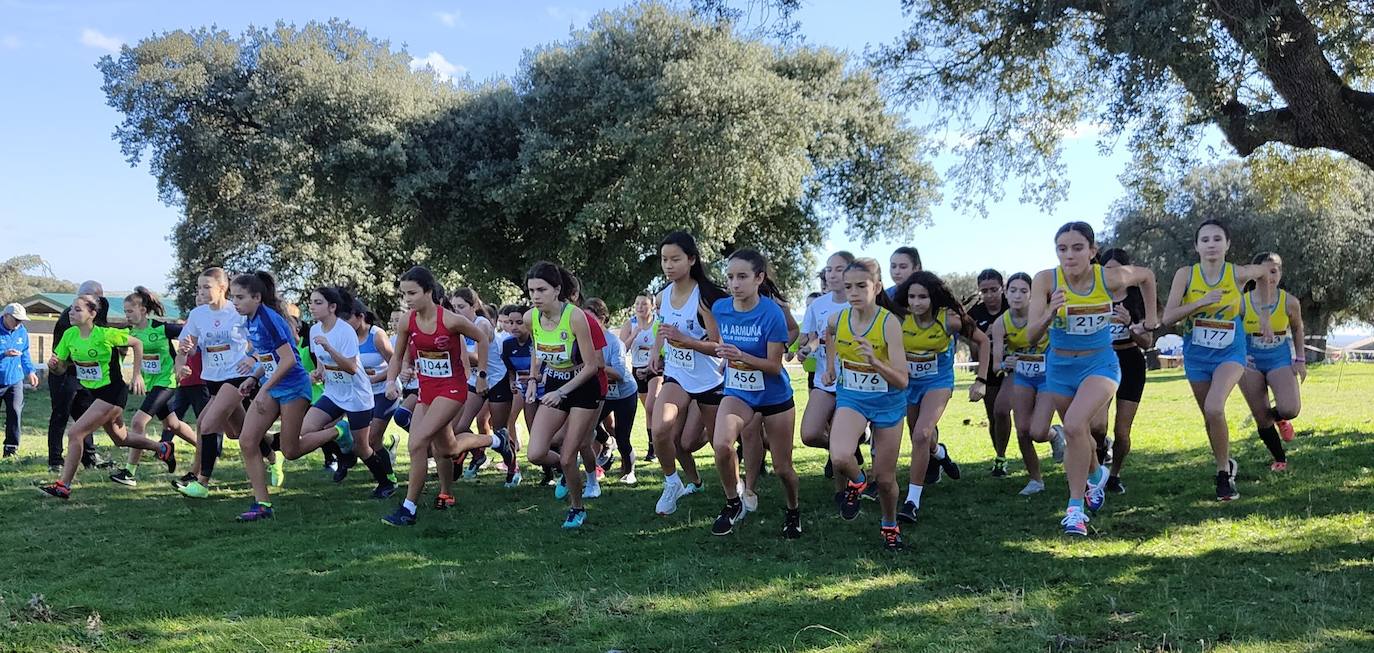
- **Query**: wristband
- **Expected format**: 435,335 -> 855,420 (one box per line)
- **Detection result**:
477,370 -> 487,378
975,376 -> 987,384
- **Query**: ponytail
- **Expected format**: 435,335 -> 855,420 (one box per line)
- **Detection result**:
232,271 -> 285,316
313,286 -> 356,319
527,261 -> 575,302
125,286 -> 166,318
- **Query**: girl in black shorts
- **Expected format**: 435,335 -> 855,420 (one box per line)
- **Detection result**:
1097,249 -> 1153,494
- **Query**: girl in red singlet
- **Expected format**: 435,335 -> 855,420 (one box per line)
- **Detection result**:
380,266 -> 514,526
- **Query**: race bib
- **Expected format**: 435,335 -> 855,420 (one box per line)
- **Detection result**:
725,363 -> 764,392
255,353 -> 277,377
323,364 -> 350,386
1191,319 -> 1236,349
535,342 -> 570,368
141,355 -> 162,376
1109,322 -> 1129,341
841,360 -> 888,393
906,352 -> 938,378
545,367 -> 575,382
632,347 -> 651,368
206,343 -> 234,370
1249,332 -> 1290,351
1064,304 -> 1112,336
665,344 -> 695,368
74,362 -> 101,382
417,351 -> 453,378
1015,353 -> 1046,378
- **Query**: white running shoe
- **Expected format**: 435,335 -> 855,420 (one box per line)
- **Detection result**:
1018,479 -> 1046,496
741,489 -> 759,513
582,479 -> 602,499
620,470 -> 637,485
656,478 -> 684,515
1049,425 -> 1066,463
681,481 -> 701,496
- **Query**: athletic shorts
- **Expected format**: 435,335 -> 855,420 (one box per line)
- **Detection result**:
72,382 -> 128,418
906,374 -> 955,406
171,384 -> 210,421
402,386 -> 418,399
371,392 -> 398,420
1044,348 -> 1121,398
664,376 -> 724,406
471,375 -> 512,403
138,386 -> 177,420
267,380 -> 314,405
313,395 -> 374,431
1115,347 -> 1146,403
1012,371 -> 1046,392
545,368 -> 604,411
1247,340 -> 1294,376
206,377 -> 256,409
634,369 -> 660,395
835,386 -> 905,429
1183,340 -> 1248,383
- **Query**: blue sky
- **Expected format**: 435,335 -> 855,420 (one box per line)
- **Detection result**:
0,0 -> 1161,296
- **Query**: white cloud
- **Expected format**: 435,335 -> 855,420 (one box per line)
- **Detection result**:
1,35 -> 21,50
435,10 -> 462,27
80,28 -> 123,53
546,6 -> 591,26
409,51 -> 465,82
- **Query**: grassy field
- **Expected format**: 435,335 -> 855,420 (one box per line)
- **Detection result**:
0,365 -> 1371,652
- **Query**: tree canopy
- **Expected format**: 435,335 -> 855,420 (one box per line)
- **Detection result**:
100,4 -> 939,311
0,255 -> 76,305
1105,151 -> 1374,348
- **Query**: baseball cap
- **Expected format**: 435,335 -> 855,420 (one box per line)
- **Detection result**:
2,303 -> 29,321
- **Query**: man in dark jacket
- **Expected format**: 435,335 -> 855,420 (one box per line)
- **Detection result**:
47,281 -> 118,470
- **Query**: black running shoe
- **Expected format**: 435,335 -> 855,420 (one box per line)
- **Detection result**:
881,526 -> 904,551
110,469 -> 136,486
539,465 -> 556,487
1216,459 -> 1239,501
371,483 -> 397,500
1105,475 -> 1126,494
990,458 -> 1008,477
333,452 -> 357,483
937,444 -> 960,480
839,481 -> 864,521
711,500 -> 744,536
897,500 -> 919,524
782,508 -> 801,539
862,479 -> 879,501
923,460 -> 942,485
156,441 -> 177,474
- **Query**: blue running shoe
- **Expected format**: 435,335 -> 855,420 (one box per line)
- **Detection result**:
1086,464 -> 1109,513
561,507 -> 586,529
382,504 -> 416,526
371,483 -> 397,500
1061,509 -> 1089,536
553,475 -> 568,500
237,502 -> 273,522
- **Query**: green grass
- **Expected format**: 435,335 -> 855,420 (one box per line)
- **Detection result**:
1,366 -> 1372,652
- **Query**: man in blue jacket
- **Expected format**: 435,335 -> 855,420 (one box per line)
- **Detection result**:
1,303 -> 40,459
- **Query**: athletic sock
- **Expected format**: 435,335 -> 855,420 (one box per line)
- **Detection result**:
322,440 -> 343,459
853,471 -> 866,486
880,519 -> 897,529
932,444 -> 947,461
259,439 -> 274,459
665,472 -> 681,487
905,483 -> 923,506
1068,498 -> 1085,511
362,451 -> 394,484
1088,465 -> 1106,486
488,433 -> 505,451
200,433 -> 222,479
402,499 -> 417,513
160,427 -> 176,443
1258,425 -> 1287,462
394,406 -> 413,430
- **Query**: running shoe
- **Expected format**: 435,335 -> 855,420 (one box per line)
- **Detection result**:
582,479 -> 602,499
334,422 -> 354,451
110,469 -> 136,487
561,507 -> 587,529
923,459 -> 942,485
463,451 -> 488,479
711,500 -> 745,535
881,526 -> 904,551
1086,465 -> 1109,512
93,453 -> 117,470
1105,476 -> 1126,494
269,460 -> 285,488
990,457 -> 1008,477
936,444 -> 961,480
1277,419 -> 1295,442
595,466 -> 605,482
539,465 -> 556,487
1049,425 -> 1066,463
156,441 -> 177,474
619,470 -> 637,485
643,448 -> 656,464
1216,458 -> 1239,501
1018,479 -> 1045,496
839,480 -> 865,521
503,470 -> 523,489
554,475 -> 569,500
236,503 -> 273,522
173,472 -> 196,489
741,489 -> 759,513
655,478 -> 685,516
371,483 -> 398,500
897,500 -> 919,524
861,479 -> 880,501
333,452 -> 357,484
493,430 -> 517,479
1097,436 -> 1113,466
781,508 -> 802,539
1061,509 -> 1089,536
323,460 -> 338,474
596,447 -> 615,472
1270,461 -> 1288,472
382,505 -> 416,526
1,447 -> 16,461
47,465 -> 61,474
682,481 -> 702,496
37,481 -> 70,499
177,480 -> 209,499
433,493 -> 456,510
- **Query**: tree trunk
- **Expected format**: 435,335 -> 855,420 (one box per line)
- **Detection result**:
1300,299 -> 1329,363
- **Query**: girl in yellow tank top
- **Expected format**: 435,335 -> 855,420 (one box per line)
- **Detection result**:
1237,252 -> 1305,473
1162,219 -> 1270,502
983,272 -> 1058,496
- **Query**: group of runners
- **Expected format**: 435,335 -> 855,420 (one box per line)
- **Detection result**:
34,220 -> 1307,549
